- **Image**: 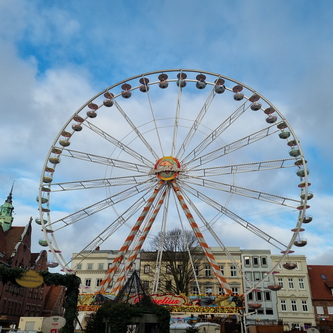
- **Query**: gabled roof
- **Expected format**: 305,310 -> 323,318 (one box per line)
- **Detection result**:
4,226 -> 25,260
0,218 -> 47,270
308,265 -> 333,300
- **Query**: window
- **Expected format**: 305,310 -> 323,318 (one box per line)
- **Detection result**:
302,300 -> 308,312
192,286 -> 199,295
265,291 -> 271,301
230,265 -> 237,277
328,306 -> 333,314
288,278 -> 294,289
277,277 -> 284,288
98,263 -> 104,270
76,264 -> 82,270
87,263 -> 93,270
144,265 -> 150,274
244,256 -> 250,266
316,306 -> 324,315
254,272 -> 261,280
298,278 -> 305,289
194,265 -> 199,276
218,287 -> 224,295
292,323 -> 300,330
291,300 -> 297,312
261,257 -> 267,266
232,287 -> 239,294
256,291 -> 262,301
96,278 -> 102,287
85,279 -> 91,287
248,292 -> 253,301
205,287 -> 213,294
219,265 -> 224,275
280,299 -> 287,311
266,308 -> 273,315
205,265 -> 211,277
253,257 -> 259,266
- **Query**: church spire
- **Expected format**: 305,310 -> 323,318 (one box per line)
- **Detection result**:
6,183 -> 14,203
0,183 -> 15,232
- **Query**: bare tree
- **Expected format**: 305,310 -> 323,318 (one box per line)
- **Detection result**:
144,228 -> 204,295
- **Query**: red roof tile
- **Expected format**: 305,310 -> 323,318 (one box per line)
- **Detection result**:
308,265 -> 333,300
5,226 -> 25,260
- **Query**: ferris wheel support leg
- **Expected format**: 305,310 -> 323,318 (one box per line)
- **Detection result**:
97,181 -> 164,294
171,180 -> 232,295
111,190 -> 167,294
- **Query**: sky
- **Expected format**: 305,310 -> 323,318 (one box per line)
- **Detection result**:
1,0 -> 333,271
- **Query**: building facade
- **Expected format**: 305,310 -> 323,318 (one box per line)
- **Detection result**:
71,244 -> 324,331
71,249 -> 140,294
241,249 -> 279,324
271,254 -> 315,330
138,247 -> 243,297
0,190 -> 65,329
308,265 -> 333,330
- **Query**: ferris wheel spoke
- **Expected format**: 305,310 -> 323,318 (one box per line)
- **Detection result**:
113,100 -> 160,160
186,123 -> 281,169
152,186 -> 171,293
187,158 -> 296,177
49,175 -> 151,192
186,177 -> 300,208
61,148 -> 150,173
182,101 -> 249,164
144,82 -> 165,157
112,187 -> 168,293
69,192 -> 151,266
83,120 -> 154,166
176,87 -> 216,160
179,181 -> 288,250
171,180 -> 232,294
98,181 -> 165,293
171,74 -> 184,156
178,188 -> 243,276
50,180 -> 156,230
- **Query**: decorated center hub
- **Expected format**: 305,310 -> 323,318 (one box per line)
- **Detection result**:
154,156 -> 181,181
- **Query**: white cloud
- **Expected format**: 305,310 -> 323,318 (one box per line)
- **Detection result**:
0,0 -> 332,272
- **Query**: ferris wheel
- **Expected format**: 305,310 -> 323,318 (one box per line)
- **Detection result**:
37,69 -> 312,295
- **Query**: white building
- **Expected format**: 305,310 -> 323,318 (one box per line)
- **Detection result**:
71,249 -> 140,294
241,249 -> 279,324
271,254 -> 315,331
70,248 -> 317,332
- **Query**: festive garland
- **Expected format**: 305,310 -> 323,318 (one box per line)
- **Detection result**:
0,266 -> 81,333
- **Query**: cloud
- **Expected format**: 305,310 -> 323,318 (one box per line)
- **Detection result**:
0,0 -> 332,272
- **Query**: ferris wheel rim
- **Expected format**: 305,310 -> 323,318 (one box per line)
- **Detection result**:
37,69 -> 311,295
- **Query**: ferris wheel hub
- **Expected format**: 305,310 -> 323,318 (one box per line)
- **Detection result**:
153,156 -> 181,180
